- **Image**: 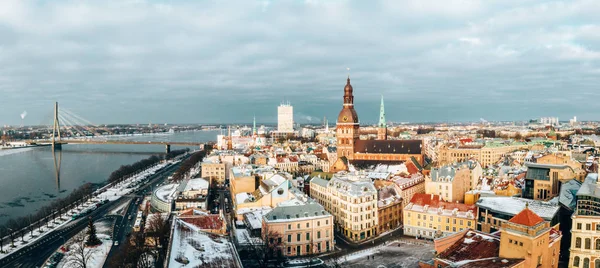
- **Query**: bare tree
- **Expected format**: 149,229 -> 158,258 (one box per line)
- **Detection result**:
252,226 -> 285,267
64,233 -> 98,268
145,213 -> 170,262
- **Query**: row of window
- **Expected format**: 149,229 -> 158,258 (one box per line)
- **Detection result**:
572,256 -> 600,268
286,230 -> 330,242
574,237 -> 600,250
575,222 -> 600,231
508,238 -> 523,247
287,220 -> 329,230
286,241 -> 331,255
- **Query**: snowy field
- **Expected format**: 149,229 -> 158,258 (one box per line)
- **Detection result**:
335,240 -> 434,268
55,220 -> 114,268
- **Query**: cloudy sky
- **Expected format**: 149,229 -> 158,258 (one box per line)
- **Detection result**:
0,0 -> 599,126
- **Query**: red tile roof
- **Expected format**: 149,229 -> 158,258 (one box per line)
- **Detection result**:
409,193 -> 477,212
180,215 -> 224,230
508,208 -> 544,227
406,161 -> 420,175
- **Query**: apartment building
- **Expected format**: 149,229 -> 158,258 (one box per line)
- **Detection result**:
310,173 -> 378,243
403,193 -> 477,239
569,174 -> 600,268
262,200 -> 334,257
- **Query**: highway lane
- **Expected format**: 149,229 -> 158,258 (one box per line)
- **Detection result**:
0,160 -> 183,268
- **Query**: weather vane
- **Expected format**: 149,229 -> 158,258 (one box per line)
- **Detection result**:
347,67 -> 350,78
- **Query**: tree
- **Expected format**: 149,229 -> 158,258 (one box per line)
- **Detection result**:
85,218 -> 101,246
64,233 -> 98,268
251,226 -> 285,267
145,213 -> 170,263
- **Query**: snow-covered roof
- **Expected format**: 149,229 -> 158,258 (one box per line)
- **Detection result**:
167,219 -> 237,268
476,197 -> 559,221
235,192 -> 251,205
577,173 -> 600,199
328,173 -> 377,197
559,179 -> 582,210
264,202 -> 330,222
183,178 -> 209,192
243,208 -> 272,230
155,184 -> 178,203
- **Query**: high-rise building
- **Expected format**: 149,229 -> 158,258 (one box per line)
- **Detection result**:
277,103 -> 294,133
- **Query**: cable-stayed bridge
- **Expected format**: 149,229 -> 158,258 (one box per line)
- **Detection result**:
25,102 -> 205,153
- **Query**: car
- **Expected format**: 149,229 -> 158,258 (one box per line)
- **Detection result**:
114,241 -> 119,246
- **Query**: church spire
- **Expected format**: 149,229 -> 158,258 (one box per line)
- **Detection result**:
378,95 -> 386,128
252,115 -> 257,136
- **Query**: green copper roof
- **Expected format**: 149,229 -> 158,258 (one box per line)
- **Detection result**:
378,95 -> 386,128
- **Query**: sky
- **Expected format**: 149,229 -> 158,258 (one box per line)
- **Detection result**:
0,0 -> 599,126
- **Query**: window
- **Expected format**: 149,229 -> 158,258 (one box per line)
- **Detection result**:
306,223 -> 310,228
596,239 -> 600,250
297,234 -> 301,241
317,221 -> 320,227
509,239 -> 513,244
306,233 -> 310,240
453,219 -> 456,224
418,214 -> 421,219
577,223 -> 582,230
519,242 -> 523,246
587,224 -> 591,231
576,237 -> 582,248
288,224 -> 291,230
306,244 -> 310,253
326,219 -> 329,225
326,230 -> 329,237
288,235 -> 291,242
468,221 -> 472,226
585,238 -> 591,249
584,258 -> 589,268
287,247 -> 291,254
574,256 -> 580,267
317,231 -> 321,239
297,224 -> 300,229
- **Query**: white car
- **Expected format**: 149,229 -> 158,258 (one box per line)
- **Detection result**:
114,241 -> 119,246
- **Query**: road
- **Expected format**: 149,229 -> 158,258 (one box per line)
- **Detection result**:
102,162 -> 181,267
0,160 -> 183,268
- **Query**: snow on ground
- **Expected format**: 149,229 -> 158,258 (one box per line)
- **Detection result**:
0,147 -> 33,156
54,220 -> 113,268
168,219 -> 237,268
337,240 -> 434,268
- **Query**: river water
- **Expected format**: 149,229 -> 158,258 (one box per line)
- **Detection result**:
0,130 -> 219,225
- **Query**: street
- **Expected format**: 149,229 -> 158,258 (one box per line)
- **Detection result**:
0,160 -> 183,268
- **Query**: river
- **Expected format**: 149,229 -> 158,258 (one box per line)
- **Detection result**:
0,130 -> 219,225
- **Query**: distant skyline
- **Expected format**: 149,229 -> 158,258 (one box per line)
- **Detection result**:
0,0 -> 598,126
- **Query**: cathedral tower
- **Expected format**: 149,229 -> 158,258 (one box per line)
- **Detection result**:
336,77 -> 360,159
377,95 -> 387,140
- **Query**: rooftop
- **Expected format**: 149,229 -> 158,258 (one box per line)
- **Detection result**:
264,202 -> 330,222
507,207 -> 544,227
577,173 -> 600,199
476,197 -> 559,221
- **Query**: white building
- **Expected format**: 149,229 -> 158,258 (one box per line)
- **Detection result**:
278,103 -> 294,133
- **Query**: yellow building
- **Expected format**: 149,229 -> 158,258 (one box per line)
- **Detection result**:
402,193 -> 477,239
262,201 -> 334,257
523,162 -> 576,201
438,142 -> 532,167
536,152 -> 586,182
201,161 -> 228,187
233,173 -> 296,221
498,206 -> 562,268
425,161 -> 481,203
569,174 -> 600,268
310,173 -> 378,243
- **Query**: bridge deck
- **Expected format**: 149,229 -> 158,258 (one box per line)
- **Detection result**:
27,140 -> 204,146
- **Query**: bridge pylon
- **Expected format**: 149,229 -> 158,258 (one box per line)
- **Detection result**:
52,102 -> 62,150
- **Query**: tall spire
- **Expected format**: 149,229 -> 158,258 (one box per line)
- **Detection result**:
227,125 -> 233,150
378,95 -> 386,128
252,115 -> 256,135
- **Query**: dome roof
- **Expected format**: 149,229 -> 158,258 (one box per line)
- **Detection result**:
337,107 -> 359,124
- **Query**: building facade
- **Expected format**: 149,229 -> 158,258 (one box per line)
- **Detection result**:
262,202 -> 334,257
310,173 -> 378,243
403,193 -> 477,239
569,174 -> 600,268
277,103 -> 294,133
